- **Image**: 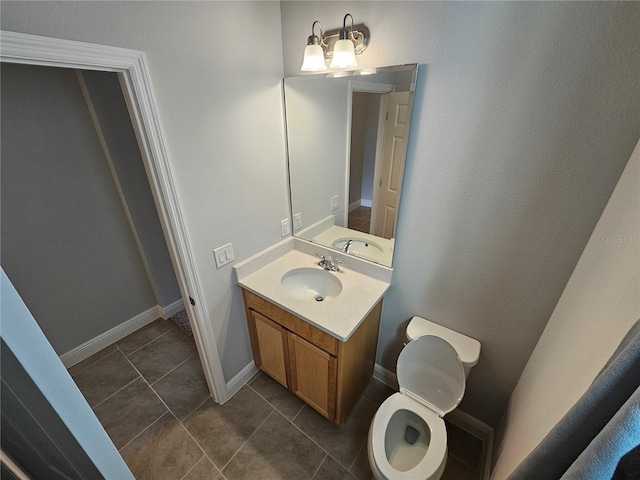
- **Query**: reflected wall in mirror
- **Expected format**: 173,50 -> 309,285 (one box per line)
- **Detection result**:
284,64 -> 418,267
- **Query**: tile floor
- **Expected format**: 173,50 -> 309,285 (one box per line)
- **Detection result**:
69,318 -> 485,480
348,206 -> 372,234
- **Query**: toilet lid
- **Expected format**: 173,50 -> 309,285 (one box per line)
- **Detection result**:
397,335 -> 465,417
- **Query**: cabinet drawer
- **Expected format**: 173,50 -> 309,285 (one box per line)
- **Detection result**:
243,289 -> 338,355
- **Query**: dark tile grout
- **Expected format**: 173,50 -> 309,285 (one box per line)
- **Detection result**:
72,322 -> 484,480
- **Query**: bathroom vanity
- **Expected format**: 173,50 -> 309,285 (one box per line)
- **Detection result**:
234,239 -> 392,424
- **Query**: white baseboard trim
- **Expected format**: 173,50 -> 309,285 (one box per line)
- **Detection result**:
372,363 -> 493,479
159,298 -> 184,319
60,305 -> 161,368
349,200 -> 361,212
360,199 -> 372,208
225,361 -> 259,399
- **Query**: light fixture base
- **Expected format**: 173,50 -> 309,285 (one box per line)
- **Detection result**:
322,23 -> 370,59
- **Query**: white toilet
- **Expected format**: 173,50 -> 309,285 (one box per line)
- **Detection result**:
368,316 -> 481,480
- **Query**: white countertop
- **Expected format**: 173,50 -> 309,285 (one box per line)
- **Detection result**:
234,241 -> 392,342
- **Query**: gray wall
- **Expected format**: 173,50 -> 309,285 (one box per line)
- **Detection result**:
281,1 -> 640,425
81,70 -> 182,308
1,63 -> 157,355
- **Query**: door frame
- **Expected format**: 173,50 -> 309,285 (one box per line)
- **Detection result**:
345,81 -> 395,231
0,30 -> 227,403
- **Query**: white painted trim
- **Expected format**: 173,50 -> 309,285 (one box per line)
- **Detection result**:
372,363 -> 493,479
225,361 -> 259,398
160,298 -> 185,319
349,200 -> 362,212
373,362 -> 399,390
0,30 -> 227,403
371,94 -> 389,236
60,306 -> 160,368
360,199 -> 372,208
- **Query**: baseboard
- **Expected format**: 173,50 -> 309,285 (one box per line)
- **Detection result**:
159,298 -> 184,319
225,361 -> 259,399
349,200 -> 361,212
60,305 -> 161,368
373,363 -> 493,479
373,363 -> 399,390
360,199 -> 372,208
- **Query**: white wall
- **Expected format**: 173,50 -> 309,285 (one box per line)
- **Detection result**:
1,63 -> 157,355
491,140 -> 640,478
1,1 -> 289,381
281,1 -> 640,424
81,69 -> 182,308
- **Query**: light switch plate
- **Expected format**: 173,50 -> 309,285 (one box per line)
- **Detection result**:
331,195 -> 339,211
293,213 -> 302,231
281,218 -> 290,237
213,243 -> 235,268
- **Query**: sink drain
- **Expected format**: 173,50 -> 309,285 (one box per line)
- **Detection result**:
315,296 -> 324,302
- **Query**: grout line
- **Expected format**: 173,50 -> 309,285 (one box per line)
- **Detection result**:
180,395 -> 212,423
246,385 -> 354,473
348,438 -> 366,474
149,353 -> 196,386
178,455 -> 205,480
119,326 -> 175,358
90,375 -> 141,410
310,453 -> 328,480
220,409 -> 276,472
117,411 -> 170,453
68,347 -> 119,378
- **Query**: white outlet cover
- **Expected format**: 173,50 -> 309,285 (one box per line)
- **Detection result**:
293,213 -> 302,230
331,195 -> 339,211
281,218 -> 290,236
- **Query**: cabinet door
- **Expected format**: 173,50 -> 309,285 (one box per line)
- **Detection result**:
250,310 -> 289,388
288,332 -> 337,421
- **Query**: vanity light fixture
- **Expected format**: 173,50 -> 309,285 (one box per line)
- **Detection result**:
300,13 -> 370,72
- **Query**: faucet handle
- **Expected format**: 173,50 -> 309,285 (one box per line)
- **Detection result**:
330,258 -> 343,271
316,253 -> 326,261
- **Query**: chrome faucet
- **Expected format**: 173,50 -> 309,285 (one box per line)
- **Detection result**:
316,253 -> 343,272
342,239 -> 353,253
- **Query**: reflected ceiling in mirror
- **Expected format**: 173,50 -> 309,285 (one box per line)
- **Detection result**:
284,64 -> 418,267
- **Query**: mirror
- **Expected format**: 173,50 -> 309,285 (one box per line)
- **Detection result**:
284,64 -> 418,267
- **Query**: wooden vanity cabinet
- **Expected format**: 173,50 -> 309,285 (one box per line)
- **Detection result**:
242,288 -> 382,425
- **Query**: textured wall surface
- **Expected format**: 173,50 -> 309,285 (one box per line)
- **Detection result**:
2,1 -> 289,381
1,63 -> 157,354
492,140 -> 640,478
281,1 -> 640,424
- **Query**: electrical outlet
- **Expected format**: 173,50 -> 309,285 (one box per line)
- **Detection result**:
293,213 -> 303,231
213,243 -> 235,268
331,195 -> 339,211
281,218 -> 290,237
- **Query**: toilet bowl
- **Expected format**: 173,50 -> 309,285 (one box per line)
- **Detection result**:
368,317 -> 481,480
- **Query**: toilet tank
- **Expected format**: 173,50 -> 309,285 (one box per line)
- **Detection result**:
406,316 -> 481,377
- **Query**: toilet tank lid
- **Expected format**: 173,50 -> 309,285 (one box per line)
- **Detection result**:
407,317 -> 481,367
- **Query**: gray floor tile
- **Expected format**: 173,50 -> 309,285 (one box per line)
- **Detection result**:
313,456 -> 356,480
362,379 -> 396,407
93,377 -> 167,449
182,457 -> 224,480
446,421 -> 484,471
120,412 -> 203,480
294,398 -> 377,470
442,455 -> 481,480
249,371 -> 305,420
349,443 -> 372,480
68,344 -> 117,377
73,350 -> 139,407
128,328 -> 198,383
183,386 -> 273,468
152,354 -> 210,420
223,411 -> 325,480
116,318 -> 175,356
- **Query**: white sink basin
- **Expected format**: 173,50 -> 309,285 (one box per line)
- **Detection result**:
281,268 -> 342,301
332,238 -> 384,261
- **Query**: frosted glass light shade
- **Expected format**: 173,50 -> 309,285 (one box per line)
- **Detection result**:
301,44 -> 326,71
330,39 -> 357,68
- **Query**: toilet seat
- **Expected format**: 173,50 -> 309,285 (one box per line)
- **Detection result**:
369,336 -> 466,480
370,393 -> 447,480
